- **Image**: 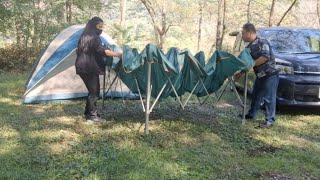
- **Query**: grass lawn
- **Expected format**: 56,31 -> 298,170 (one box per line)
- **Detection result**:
0,72 -> 319,179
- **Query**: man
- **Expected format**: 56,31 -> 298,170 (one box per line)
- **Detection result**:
236,23 -> 279,128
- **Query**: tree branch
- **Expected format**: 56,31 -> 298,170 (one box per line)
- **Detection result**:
276,0 -> 297,26
140,0 -> 158,28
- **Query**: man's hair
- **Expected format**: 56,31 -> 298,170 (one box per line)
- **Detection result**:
242,23 -> 256,33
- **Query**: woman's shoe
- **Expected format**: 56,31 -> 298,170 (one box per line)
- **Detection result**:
86,116 -> 105,123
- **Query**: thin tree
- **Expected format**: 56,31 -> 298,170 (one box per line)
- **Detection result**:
214,0 -> 226,51
66,0 -> 72,24
140,0 -> 173,49
268,0 -> 276,26
120,0 -> 126,27
247,0 -> 252,22
221,0 -> 226,48
317,0 -> 320,27
276,0 -> 297,26
31,0 -> 42,46
197,2 -> 204,51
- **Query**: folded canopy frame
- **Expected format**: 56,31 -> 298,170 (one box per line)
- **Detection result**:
102,61 -> 249,135
141,62 -> 249,134
100,44 -> 253,134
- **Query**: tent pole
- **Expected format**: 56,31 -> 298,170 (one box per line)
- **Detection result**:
242,72 -> 248,125
145,62 -> 152,135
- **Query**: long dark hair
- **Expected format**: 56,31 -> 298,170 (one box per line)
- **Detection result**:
77,16 -> 103,53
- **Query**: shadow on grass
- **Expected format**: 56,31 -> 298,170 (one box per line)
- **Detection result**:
1,73 -> 320,179
277,106 -> 320,116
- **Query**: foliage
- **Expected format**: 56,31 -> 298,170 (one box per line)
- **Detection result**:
0,45 -> 41,73
0,0 -> 104,48
0,0 -> 319,71
111,24 -> 134,45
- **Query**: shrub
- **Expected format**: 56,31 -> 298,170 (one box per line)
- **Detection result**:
0,45 -> 41,73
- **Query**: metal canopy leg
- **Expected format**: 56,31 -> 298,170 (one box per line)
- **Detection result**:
101,73 -> 119,111
242,72 -> 248,125
119,79 -> 125,103
230,77 -> 244,107
182,81 -> 200,108
138,65 -> 172,134
145,62 -> 152,134
197,79 -> 212,105
167,77 -> 184,109
214,79 -> 232,105
134,78 -> 146,112
150,80 -> 168,112
212,76 -> 245,107
105,74 -> 118,97
102,74 -> 106,109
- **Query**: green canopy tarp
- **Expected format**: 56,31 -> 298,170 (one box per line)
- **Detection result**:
109,44 -> 254,99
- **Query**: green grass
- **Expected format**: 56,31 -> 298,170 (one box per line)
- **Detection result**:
0,71 -> 319,179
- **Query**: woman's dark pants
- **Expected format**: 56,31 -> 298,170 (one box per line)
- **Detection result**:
78,73 -> 100,118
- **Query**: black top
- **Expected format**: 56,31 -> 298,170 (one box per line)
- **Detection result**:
75,36 -> 108,75
247,37 -> 278,78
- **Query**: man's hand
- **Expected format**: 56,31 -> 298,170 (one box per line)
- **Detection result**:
254,56 -> 268,67
234,71 -> 244,80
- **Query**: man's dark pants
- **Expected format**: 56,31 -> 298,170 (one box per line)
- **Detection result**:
248,73 -> 279,123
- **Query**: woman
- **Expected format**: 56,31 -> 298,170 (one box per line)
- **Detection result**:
75,17 -> 122,122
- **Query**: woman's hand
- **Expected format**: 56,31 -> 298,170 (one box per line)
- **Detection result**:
115,52 -> 122,57
105,50 -> 122,57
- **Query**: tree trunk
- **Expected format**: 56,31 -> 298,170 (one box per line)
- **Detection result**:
197,3 -> 203,51
32,0 -> 40,46
159,32 -> 165,50
221,0 -> 226,47
268,0 -> 276,27
140,0 -> 171,50
140,0 -> 160,46
32,16 -> 39,45
39,17 -> 49,47
276,0 -> 297,26
215,0 -> 226,51
317,0 -> 320,27
120,0 -> 126,27
158,11 -> 167,50
66,0 -> 72,24
15,19 -> 23,47
247,0 -> 251,22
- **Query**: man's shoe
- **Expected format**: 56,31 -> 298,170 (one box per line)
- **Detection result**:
238,114 -> 254,120
259,121 -> 273,128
